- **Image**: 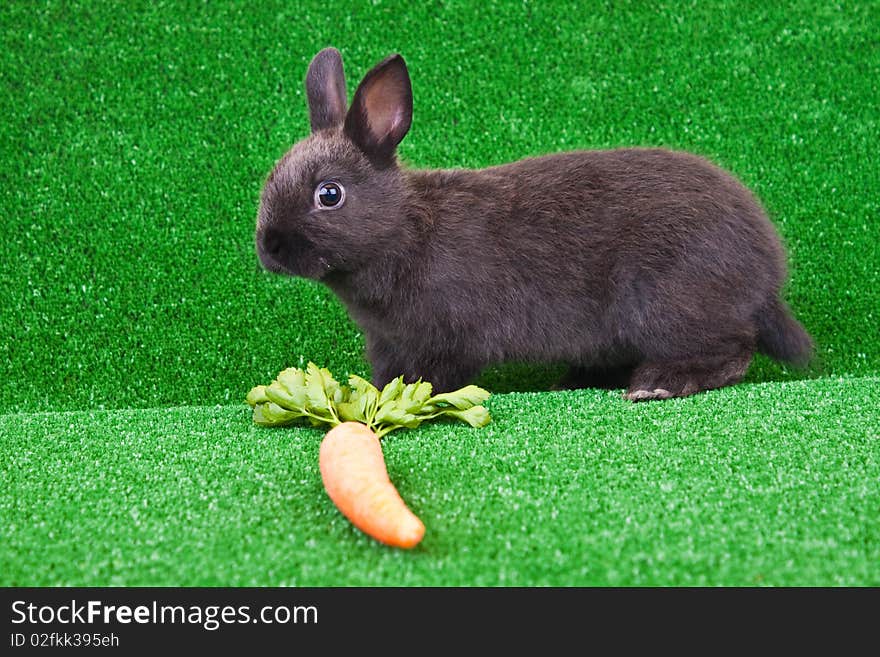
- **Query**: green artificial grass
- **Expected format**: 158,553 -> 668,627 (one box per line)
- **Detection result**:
2,377 -> 878,586
1,0 -> 878,585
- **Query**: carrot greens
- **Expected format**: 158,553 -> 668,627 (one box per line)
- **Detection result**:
246,363 -> 491,438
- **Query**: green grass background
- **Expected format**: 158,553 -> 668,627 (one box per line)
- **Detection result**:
1,0 -> 878,585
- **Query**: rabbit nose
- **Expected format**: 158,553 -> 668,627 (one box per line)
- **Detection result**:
261,227 -> 283,256
256,226 -> 289,273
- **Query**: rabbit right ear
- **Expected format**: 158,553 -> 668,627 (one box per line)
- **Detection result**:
344,54 -> 412,167
305,48 -> 347,132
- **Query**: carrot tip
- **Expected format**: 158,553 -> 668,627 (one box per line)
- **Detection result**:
394,520 -> 426,549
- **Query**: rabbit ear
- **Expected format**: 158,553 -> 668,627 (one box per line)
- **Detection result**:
344,54 -> 412,166
305,48 -> 348,132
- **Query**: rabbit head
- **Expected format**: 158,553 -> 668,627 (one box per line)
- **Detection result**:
255,48 -> 415,281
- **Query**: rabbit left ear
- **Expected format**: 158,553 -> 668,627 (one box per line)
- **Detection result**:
344,54 -> 412,167
306,48 -> 348,132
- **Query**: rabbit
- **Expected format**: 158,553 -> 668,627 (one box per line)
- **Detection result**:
255,47 -> 813,400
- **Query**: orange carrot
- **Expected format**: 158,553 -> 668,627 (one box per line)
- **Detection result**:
319,421 -> 425,549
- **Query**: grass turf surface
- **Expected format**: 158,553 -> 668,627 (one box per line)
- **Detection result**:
1,0 -> 878,585
3,377 -> 878,586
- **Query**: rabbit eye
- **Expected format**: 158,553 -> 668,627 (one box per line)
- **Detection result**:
315,181 -> 345,209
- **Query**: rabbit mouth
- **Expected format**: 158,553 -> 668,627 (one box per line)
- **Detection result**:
259,250 -> 334,280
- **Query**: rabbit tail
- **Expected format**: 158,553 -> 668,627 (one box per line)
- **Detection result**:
755,296 -> 813,367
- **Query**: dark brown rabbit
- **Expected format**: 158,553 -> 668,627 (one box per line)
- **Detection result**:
255,47 -> 813,400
